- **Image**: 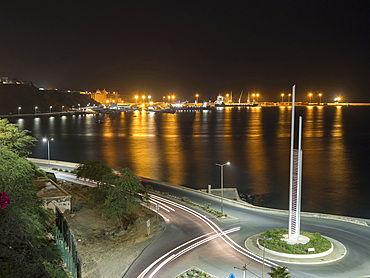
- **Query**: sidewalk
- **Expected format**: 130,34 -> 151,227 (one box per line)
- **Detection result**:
244,234 -> 347,265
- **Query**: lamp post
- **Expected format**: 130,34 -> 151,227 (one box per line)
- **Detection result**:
35,106 -> 38,114
42,138 -> 54,164
215,161 -> 230,216
288,93 -> 291,103
62,105 -> 64,112
309,93 -> 313,103
195,94 -> 199,104
49,106 -> 52,113
148,95 -> 151,103
163,96 -> 165,104
18,107 -> 21,114
258,236 -> 272,278
281,93 -> 284,102
252,93 -> 255,102
319,93 -> 322,104
256,93 -> 260,103
172,95 -> 175,103
135,95 -> 138,104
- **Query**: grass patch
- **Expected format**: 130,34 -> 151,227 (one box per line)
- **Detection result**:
258,228 -> 331,254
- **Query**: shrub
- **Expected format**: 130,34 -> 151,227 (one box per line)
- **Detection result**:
259,229 -> 331,254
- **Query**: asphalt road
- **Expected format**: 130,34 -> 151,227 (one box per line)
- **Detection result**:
30,159 -> 370,278
143,179 -> 370,278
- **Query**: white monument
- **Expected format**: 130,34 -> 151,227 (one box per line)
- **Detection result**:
287,85 -> 306,243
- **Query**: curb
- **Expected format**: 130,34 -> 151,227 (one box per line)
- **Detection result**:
245,234 -> 347,265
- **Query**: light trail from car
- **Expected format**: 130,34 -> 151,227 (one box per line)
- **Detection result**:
150,194 -> 280,268
139,227 -> 240,278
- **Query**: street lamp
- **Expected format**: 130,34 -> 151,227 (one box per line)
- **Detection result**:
281,93 -> 284,102
195,94 -> 199,104
148,95 -> 151,103
18,107 -> 21,114
62,105 -> 64,112
42,138 -> 54,164
319,93 -> 322,103
288,93 -> 291,103
309,93 -> 313,103
172,95 -> 175,103
163,96 -> 165,104
258,236 -> 272,278
35,106 -> 38,114
135,95 -> 138,104
256,93 -> 260,103
215,161 -> 230,216
252,93 -> 255,102
49,106 -> 52,113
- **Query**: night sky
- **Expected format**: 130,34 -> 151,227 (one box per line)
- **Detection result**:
1,0 -> 369,102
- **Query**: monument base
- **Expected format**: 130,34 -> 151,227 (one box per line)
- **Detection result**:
282,234 -> 310,245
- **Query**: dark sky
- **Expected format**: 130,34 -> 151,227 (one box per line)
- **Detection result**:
1,0 -> 369,102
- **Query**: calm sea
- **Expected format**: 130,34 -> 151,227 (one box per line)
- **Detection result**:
13,106 -> 370,218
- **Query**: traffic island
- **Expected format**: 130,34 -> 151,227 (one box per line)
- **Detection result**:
176,267 -> 217,278
245,230 -> 347,265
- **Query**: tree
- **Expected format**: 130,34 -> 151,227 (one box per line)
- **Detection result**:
102,168 -> 149,230
0,118 -> 37,157
0,146 -> 66,277
268,266 -> 291,278
76,158 -> 112,182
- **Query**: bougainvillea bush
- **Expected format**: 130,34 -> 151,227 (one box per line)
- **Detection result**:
0,191 -> 11,209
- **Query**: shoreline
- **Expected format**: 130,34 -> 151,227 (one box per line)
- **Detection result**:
29,158 -> 370,227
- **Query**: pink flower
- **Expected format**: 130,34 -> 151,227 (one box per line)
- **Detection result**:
0,191 -> 11,210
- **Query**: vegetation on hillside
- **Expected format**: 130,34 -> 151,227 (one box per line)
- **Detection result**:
0,120 -> 67,277
0,118 -> 37,157
0,84 -> 100,115
76,159 -> 150,230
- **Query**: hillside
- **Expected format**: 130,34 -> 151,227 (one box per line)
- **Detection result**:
0,84 -> 100,115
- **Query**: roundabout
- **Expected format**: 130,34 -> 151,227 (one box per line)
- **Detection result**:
245,233 -> 347,265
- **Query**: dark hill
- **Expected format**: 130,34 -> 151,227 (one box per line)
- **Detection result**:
0,85 -> 100,114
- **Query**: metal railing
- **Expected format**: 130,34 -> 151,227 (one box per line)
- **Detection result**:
55,206 -> 82,278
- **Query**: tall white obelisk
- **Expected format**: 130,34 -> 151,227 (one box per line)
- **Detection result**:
288,85 -> 303,241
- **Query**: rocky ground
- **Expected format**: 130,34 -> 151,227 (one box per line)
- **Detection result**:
58,180 -> 163,278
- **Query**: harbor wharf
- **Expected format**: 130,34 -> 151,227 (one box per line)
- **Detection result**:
0,111 -> 94,119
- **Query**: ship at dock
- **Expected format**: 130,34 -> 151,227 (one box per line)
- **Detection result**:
214,91 -> 258,107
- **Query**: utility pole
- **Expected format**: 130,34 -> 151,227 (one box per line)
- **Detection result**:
234,264 -> 247,278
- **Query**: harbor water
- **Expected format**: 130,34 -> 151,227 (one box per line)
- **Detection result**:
12,106 -> 370,218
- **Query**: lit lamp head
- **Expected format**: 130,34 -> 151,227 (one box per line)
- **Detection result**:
226,162 -> 230,166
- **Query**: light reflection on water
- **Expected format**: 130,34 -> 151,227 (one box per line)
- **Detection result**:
20,106 -> 370,218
